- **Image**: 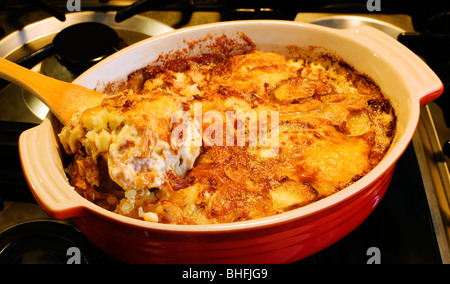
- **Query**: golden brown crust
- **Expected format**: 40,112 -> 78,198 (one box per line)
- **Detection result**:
60,44 -> 396,225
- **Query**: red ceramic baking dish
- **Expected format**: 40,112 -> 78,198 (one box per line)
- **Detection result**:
18,20 -> 443,263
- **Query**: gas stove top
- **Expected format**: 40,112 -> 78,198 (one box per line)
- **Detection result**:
0,1 -> 449,264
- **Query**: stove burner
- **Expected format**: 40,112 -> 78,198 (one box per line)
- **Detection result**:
0,11 -> 174,123
0,220 -> 118,264
52,22 -> 120,76
23,22 -> 121,119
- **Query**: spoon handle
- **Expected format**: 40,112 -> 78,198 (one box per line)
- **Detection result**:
0,57 -> 103,124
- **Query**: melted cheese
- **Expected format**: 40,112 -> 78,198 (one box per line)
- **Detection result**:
59,47 -> 396,225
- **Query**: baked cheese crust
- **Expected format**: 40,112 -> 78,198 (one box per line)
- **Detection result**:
59,44 -> 396,225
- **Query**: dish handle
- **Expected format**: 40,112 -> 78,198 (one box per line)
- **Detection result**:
18,118 -> 85,220
340,25 -> 443,106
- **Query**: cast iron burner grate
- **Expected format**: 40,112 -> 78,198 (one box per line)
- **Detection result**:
398,12 -> 450,125
0,21 -> 121,90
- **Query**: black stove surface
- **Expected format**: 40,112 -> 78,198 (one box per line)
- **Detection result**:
0,220 -> 118,264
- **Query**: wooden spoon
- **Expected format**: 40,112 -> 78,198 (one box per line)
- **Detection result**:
0,57 -> 104,125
